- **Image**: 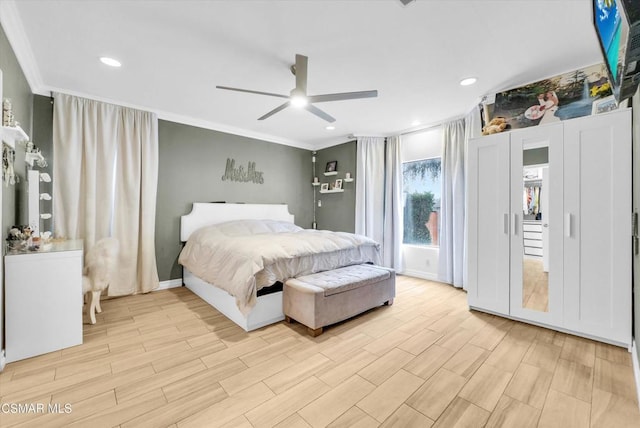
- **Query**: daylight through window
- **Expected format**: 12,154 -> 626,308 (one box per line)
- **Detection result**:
402,158 -> 441,246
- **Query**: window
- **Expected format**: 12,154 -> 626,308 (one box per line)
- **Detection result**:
402,158 -> 441,246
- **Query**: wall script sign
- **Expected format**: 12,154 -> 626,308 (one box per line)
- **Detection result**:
221,158 -> 264,184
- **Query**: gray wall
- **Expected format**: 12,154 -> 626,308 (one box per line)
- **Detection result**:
315,141 -> 356,233
155,120 -> 313,281
32,95 -> 54,234
1,21 -> 33,360
523,147 -> 548,166
0,23 -> 32,235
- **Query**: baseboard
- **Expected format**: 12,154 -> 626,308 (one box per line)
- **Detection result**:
400,269 -> 439,282
633,340 -> 640,411
156,279 -> 183,291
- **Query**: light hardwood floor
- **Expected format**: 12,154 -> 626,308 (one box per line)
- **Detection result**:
1,276 -> 638,427
522,258 -> 548,312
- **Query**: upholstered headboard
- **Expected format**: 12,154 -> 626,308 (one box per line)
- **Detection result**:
180,203 -> 295,241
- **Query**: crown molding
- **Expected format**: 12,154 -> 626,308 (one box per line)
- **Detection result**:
157,110 -> 316,151
0,0 -> 45,94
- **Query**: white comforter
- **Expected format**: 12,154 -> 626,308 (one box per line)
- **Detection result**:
178,219 -> 381,315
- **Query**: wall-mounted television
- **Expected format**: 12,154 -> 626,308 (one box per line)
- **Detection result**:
593,0 -> 640,103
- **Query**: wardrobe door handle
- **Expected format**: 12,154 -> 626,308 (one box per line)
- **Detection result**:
565,213 -> 571,237
512,213 -> 517,236
504,213 -> 509,235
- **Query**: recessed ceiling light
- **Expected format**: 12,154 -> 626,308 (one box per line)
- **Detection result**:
459,77 -> 477,86
326,125 -> 335,130
411,120 -> 421,127
100,57 -> 121,67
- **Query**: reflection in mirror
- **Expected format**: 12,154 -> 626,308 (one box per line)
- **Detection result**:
522,147 -> 549,312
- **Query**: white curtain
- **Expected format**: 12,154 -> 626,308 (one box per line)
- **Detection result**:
383,136 -> 403,270
355,136 -> 403,270
438,118 -> 466,288
462,106 -> 482,287
53,93 -> 159,295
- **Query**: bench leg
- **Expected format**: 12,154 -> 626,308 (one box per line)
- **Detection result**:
385,299 -> 394,306
307,327 -> 323,337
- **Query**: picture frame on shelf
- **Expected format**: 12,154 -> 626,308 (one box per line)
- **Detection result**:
591,95 -> 618,115
325,160 -> 337,172
320,183 -> 329,191
334,179 -> 343,190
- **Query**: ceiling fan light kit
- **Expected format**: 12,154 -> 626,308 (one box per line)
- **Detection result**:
217,54 -> 378,123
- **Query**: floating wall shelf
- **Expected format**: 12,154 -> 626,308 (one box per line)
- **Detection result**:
319,188 -> 344,194
324,171 -> 338,176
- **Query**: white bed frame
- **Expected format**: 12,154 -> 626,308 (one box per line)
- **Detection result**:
180,203 -> 295,331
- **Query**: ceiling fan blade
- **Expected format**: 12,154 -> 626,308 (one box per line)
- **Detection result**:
258,101 -> 290,120
305,104 -> 336,123
295,54 -> 308,95
307,90 -> 378,103
216,86 -> 289,99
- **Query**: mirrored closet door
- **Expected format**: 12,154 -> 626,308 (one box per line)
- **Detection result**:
509,124 -> 563,325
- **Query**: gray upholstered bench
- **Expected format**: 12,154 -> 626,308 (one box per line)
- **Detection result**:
283,264 -> 396,336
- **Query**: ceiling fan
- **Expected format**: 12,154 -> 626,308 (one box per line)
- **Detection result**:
216,54 -> 378,123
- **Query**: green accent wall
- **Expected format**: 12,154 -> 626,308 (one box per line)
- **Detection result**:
0,21 -> 33,359
155,120 -> 313,281
31,95 -> 54,235
0,23 -> 32,235
315,141 -> 356,233
523,147 -> 548,166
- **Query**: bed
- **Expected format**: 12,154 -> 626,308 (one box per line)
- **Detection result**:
179,202 -> 381,331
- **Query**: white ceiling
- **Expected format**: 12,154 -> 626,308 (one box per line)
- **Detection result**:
1,0 -> 603,150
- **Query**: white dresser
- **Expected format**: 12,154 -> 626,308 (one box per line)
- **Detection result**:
522,221 -> 543,257
5,240 -> 83,363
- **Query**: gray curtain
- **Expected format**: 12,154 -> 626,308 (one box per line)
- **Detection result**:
438,118 -> 466,288
355,136 -> 403,270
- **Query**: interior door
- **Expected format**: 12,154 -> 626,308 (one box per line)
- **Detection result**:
467,132 -> 510,315
563,109 -> 632,346
509,123 -> 563,326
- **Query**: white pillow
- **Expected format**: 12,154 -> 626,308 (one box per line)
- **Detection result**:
208,219 -> 302,236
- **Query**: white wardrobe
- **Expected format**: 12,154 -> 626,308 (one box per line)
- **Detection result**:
467,108 -> 632,347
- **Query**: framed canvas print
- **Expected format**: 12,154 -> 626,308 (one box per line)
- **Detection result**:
325,161 -> 337,172
490,63 -> 612,131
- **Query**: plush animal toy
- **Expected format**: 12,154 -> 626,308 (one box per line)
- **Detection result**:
83,237 -> 119,324
482,116 -> 508,135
